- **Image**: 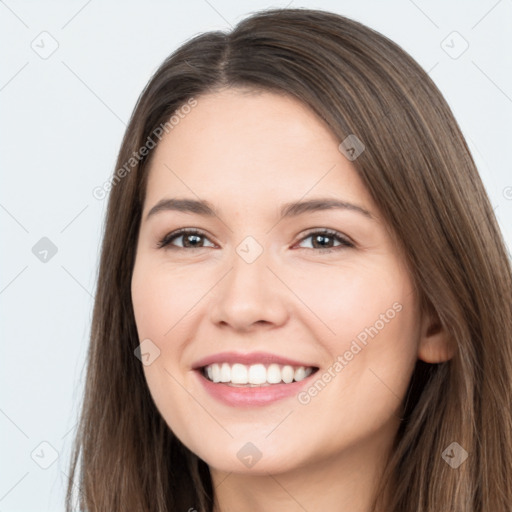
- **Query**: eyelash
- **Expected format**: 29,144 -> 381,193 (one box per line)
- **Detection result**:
157,228 -> 354,253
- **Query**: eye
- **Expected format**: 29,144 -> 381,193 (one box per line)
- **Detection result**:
295,229 -> 354,253
157,228 -> 215,250
157,228 -> 354,253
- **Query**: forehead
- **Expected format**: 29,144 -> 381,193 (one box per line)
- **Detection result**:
143,88 -> 373,213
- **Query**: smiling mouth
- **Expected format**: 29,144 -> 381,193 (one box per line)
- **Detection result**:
201,362 -> 319,387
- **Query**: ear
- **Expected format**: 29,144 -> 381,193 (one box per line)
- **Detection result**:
418,306 -> 456,363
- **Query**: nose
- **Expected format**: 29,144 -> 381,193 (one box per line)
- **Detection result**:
208,245 -> 290,332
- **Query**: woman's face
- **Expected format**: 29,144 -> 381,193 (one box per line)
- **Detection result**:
131,87 -> 423,475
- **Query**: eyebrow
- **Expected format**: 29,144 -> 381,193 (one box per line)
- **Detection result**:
145,197 -> 374,222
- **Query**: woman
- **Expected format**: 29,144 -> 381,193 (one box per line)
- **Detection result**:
66,7 -> 512,511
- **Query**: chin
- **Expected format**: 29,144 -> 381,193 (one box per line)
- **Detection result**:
182,435 -> 302,475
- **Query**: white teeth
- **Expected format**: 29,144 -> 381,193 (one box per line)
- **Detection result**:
211,363 -> 221,383
267,363 -> 282,384
281,365 -> 294,384
248,364 -> 267,384
220,363 -> 231,383
294,367 -> 307,381
231,363 -> 248,384
203,362 -> 314,385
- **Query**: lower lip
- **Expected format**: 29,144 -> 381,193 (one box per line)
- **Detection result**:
195,370 -> 316,407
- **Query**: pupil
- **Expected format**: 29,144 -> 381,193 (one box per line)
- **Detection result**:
185,234 -> 201,247
315,235 -> 331,248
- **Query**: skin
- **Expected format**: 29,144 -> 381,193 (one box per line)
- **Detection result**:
131,87 -> 455,511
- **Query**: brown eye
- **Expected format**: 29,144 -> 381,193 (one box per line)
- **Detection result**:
157,229 -> 215,249
297,229 -> 354,252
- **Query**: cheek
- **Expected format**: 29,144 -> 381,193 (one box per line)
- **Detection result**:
292,261 -> 419,412
131,261 -> 200,339
131,261 -> 204,409
286,259 -> 412,342
131,264 -> 197,436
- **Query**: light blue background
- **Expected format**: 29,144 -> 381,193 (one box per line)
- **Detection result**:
1,1 -> 511,510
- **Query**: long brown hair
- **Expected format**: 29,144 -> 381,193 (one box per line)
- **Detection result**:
66,7 -> 512,511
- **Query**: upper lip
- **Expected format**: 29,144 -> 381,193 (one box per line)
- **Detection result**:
192,351 -> 318,370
